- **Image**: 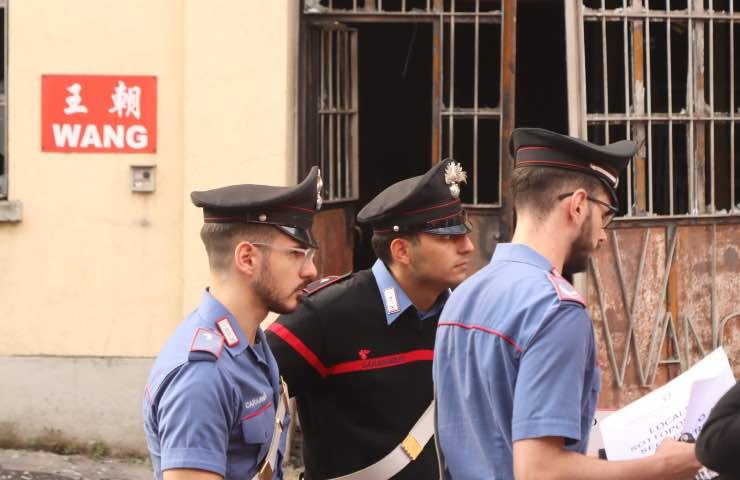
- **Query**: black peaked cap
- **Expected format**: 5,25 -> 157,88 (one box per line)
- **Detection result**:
509,128 -> 638,206
357,159 -> 470,235
191,166 -> 322,247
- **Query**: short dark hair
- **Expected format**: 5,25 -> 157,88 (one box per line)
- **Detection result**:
371,232 -> 420,265
199,223 -> 277,272
511,166 -> 608,218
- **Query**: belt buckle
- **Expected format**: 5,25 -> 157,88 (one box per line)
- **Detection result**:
400,434 -> 422,460
258,460 -> 274,480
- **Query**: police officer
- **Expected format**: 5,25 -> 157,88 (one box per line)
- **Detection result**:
433,128 -> 702,480
696,381 -> 740,479
266,159 -> 475,480
143,167 -> 323,480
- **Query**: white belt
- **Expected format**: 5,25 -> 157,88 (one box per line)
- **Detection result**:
328,401 -> 436,480
253,379 -> 290,480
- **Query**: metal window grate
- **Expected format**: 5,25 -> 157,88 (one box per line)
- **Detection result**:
581,0 -> 740,217
440,1 -> 503,206
305,0 -> 505,207
318,27 -> 359,201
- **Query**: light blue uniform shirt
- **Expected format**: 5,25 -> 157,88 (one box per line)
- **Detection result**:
143,290 -> 288,479
371,259 -> 448,324
433,243 -> 601,480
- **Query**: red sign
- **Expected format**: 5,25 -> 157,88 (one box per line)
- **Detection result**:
41,75 -> 157,153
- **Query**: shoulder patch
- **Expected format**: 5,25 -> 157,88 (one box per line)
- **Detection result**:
189,327 -> 224,362
303,272 -> 352,296
547,270 -> 587,308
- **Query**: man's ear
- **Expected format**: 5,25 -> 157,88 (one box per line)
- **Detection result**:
234,241 -> 260,276
389,237 -> 412,266
567,189 -> 589,225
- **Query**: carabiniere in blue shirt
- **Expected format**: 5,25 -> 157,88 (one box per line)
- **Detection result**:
433,243 -> 601,480
143,290 -> 289,479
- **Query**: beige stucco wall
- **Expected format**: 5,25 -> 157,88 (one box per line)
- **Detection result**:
0,0 -> 298,359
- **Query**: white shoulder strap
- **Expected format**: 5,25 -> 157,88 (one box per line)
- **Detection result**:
327,400 -> 436,480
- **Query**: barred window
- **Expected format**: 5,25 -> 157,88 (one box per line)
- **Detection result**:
581,0 -> 740,217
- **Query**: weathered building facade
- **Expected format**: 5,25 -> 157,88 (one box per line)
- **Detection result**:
0,0 -> 737,452
302,0 -> 740,409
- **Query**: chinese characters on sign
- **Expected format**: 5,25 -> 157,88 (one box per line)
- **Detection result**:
41,75 -> 157,153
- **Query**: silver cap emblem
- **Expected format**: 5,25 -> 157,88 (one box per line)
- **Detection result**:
444,161 -> 468,199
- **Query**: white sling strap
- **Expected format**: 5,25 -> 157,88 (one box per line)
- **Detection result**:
327,400 -> 436,480
253,378 -> 290,480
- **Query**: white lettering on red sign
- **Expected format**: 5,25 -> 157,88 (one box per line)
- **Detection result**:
51,124 -> 149,150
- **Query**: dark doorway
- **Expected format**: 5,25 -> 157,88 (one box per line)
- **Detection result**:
352,23 -> 433,270
515,0 -> 568,134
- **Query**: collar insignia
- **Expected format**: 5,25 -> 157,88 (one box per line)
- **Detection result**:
216,317 -> 240,347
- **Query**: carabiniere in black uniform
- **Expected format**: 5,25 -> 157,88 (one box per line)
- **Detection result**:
266,159 -> 471,480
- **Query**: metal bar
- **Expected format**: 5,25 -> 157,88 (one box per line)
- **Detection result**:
441,108 -> 501,116
432,18 -> 442,164
647,225 -> 679,385
711,223 -> 718,346
632,1 -> 648,214
320,31 -> 326,189
668,0 -> 675,214
350,30 -> 359,198
732,0 -> 736,210
473,3 -> 480,203
589,257 -> 622,386
645,3 -> 654,213
585,113 -> 740,121
500,0 -> 517,235
688,8 -> 696,213
328,30 -> 335,199
623,0 -> 631,147
344,30 -> 351,197
565,0 -> 586,138
583,10 -> 740,19
613,230 -> 650,385
710,1 -> 716,213
448,4 -> 456,158
693,0 -> 707,214
601,0 -> 610,143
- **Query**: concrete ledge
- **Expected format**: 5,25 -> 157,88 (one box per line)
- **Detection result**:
0,356 -> 153,453
0,200 -> 22,222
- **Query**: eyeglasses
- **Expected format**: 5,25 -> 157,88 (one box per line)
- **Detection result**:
251,242 -> 317,268
557,192 -> 619,229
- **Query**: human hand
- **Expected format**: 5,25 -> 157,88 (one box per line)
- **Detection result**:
654,438 -> 703,480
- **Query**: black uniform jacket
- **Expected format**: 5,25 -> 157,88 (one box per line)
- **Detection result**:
266,269 -> 440,480
696,381 -> 740,479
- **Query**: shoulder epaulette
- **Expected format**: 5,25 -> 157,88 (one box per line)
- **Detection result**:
303,272 -> 352,296
188,327 -> 224,362
546,270 -> 587,308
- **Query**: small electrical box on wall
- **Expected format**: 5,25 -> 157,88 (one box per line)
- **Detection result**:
130,165 -> 156,192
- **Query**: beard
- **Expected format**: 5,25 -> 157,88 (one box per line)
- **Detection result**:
251,260 -> 309,315
563,212 -> 597,275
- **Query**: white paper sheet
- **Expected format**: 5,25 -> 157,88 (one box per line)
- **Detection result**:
600,347 -> 735,461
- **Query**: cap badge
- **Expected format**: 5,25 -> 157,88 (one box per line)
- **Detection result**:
444,161 -> 468,199
316,169 -> 324,210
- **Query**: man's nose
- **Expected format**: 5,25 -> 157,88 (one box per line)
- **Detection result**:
456,234 -> 475,253
301,257 -> 318,281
